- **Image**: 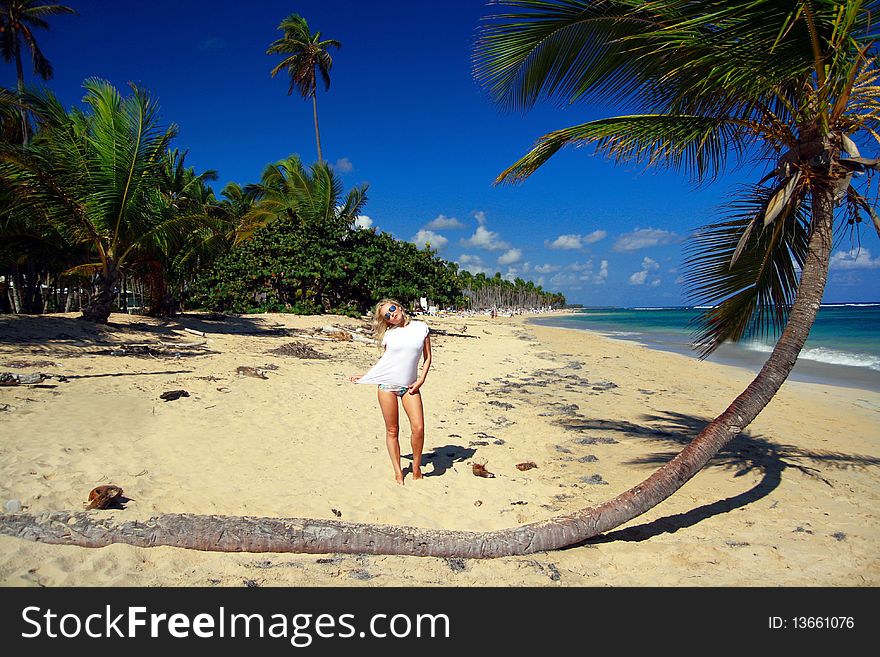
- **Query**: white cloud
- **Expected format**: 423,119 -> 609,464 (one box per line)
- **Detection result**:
332,157 -> 353,173
547,234 -> 584,250
630,256 -> 661,286
461,225 -> 510,251
457,254 -> 489,275
411,229 -> 448,249
830,248 -> 880,270
498,248 -> 522,265
534,264 -> 560,274
614,228 -> 678,252
425,214 -> 465,230
473,210 -> 487,226
584,230 -> 607,245
546,230 -> 607,250
551,258 -> 608,286
353,215 -> 373,230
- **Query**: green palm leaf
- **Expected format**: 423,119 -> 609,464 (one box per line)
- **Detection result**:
496,113 -> 750,183
683,183 -> 812,356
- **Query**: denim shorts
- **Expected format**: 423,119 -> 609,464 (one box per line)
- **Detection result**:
378,384 -> 409,397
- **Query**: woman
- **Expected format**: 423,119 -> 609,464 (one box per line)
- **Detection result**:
349,299 -> 432,485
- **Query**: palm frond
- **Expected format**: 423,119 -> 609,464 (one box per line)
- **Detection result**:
683,183 -> 812,356
496,113 -> 750,184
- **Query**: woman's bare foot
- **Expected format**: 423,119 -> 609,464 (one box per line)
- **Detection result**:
394,472 -> 405,485
412,469 -> 423,481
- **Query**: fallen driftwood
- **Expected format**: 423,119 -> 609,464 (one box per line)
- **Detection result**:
428,329 -> 479,339
158,340 -> 209,348
267,342 -> 331,359
0,372 -> 67,385
91,341 -> 214,358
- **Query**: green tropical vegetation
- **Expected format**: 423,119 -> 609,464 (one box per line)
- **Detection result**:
0,9 -> 563,323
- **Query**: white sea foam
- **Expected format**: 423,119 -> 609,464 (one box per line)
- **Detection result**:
820,302 -> 879,307
744,341 -> 880,371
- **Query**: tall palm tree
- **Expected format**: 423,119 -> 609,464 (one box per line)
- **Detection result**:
3,1 -> 878,558
0,78 -> 177,323
267,13 -> 340,164
0,0 -> 76,141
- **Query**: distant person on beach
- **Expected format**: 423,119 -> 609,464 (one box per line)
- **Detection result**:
349,299 -> 432,485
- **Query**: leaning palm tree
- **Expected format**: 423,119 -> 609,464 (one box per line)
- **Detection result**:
267,13 -> 340,164
2,1 -> 879,558
470,0 -> 880,539
0,0 -> 76,141
0,78 -> 178,322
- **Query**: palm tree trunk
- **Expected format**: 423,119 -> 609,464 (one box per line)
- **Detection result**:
312,92 -> 323,164
14,43 -> 30,146
0,189 -> 837,556
519,184 -> 837,551
81,261 -> 119,323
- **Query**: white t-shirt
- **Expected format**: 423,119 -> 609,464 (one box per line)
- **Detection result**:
356,321 -> 430,387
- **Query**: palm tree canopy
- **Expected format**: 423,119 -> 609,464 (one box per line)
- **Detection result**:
473,0 -> 880,354
267,13 -> 341,99
0,78 -> 177,269
0,0 -> 76,80
246,154 -> 367,236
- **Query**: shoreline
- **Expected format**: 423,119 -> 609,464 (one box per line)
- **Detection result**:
1,311 -> 877,586
528,314 -> 880,394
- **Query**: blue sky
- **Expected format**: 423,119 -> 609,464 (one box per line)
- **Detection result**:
5,0 -> 879,306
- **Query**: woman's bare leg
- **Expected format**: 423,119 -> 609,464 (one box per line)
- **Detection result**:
401,391 -> 425,480
377,388 -> 404,484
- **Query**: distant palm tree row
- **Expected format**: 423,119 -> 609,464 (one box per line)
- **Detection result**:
459,270 -> 565,310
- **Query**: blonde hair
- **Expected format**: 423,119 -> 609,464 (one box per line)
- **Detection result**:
372,298 -> 410,352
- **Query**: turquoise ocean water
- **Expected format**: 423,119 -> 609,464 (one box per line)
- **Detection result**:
530,304 -> 880,392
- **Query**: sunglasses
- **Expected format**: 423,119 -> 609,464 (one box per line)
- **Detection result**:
383,305 -> 398,320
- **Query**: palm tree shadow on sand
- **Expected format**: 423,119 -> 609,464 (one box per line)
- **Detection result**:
556,410 -> 880,547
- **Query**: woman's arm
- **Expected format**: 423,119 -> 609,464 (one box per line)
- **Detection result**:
408,334 -> 432,393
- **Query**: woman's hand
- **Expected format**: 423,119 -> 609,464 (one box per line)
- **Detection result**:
407,381 -> 423,395
349,375 -> 363,383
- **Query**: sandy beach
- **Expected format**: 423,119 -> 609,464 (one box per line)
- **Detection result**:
0,310 -> 877,586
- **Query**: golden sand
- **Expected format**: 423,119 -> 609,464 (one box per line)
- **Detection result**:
0,311 -> 877,586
